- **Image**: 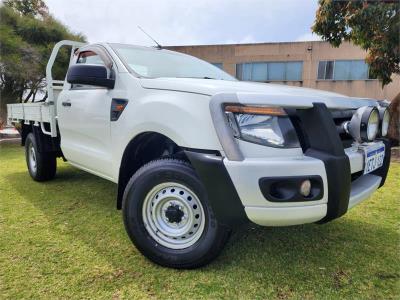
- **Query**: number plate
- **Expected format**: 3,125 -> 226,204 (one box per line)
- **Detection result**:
362,143 -> 385,174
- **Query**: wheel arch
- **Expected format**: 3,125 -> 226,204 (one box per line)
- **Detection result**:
20,122 -> 61,155
116,131 -> 189,209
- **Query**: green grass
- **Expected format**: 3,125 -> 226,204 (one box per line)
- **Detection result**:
0,142 -> 399,300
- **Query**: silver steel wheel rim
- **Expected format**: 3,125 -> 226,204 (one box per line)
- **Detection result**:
142,182 -> 206,249
28,143 -> 37,173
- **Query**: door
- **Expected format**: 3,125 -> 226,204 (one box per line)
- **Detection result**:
58,49 -> 114,178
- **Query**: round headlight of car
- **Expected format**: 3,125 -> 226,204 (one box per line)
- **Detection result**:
366,109 -> 379,141
379,107 -> 390,137
347,106 -> 380,143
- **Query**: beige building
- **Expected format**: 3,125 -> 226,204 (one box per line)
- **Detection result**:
167,41 -> 399,101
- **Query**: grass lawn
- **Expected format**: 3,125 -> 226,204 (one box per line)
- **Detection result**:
0,141 -> 399,299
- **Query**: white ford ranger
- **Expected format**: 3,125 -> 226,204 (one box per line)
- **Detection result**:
7,40 -> 392,268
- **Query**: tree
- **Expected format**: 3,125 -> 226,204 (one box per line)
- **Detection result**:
312,0 -> 399,86
388,94 -> 399,146
3,0 -> 48,18
0,0 -> 85,127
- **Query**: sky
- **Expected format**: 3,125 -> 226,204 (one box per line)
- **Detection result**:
45,0 -> 321,46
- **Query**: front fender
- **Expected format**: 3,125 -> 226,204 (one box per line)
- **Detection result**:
110,90 -> 222,180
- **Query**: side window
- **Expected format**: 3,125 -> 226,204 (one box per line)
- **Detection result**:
71,50 -> 106,89
77,51 -> 105,65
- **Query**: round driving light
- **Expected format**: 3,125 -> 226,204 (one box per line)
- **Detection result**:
348,106 -> 379,142
379,107 -> 390,137
300,180 -> 311,197
366,109 -> 379,141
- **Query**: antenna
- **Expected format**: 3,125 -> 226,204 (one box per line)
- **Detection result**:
138,26 -> 163,49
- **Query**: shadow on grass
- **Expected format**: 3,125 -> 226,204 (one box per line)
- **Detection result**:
5,165 -> 399,291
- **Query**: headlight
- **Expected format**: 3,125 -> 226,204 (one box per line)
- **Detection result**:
346,106 -> 379,142
225,105 -> 300,148
379,107 -> 390,137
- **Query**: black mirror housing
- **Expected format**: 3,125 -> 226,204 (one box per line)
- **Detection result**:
67,64 -> 115,89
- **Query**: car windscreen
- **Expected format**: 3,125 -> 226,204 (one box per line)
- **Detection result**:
110,44 -> 236,81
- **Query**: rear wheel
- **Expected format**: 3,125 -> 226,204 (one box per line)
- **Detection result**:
25,133 -> 57,181
122,159 -> 230,269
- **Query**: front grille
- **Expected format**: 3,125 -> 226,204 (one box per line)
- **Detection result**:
288,108 -> 356,152
330,109 -> 356,149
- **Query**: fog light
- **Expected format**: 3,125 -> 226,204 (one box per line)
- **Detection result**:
300,180 -> 311,197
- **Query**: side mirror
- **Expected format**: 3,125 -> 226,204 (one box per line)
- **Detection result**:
67,64 -> 115,89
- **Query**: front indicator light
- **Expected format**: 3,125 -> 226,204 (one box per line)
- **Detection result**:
225,105 -> 286,116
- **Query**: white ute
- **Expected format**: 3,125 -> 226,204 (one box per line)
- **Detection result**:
7,40 -> 392,268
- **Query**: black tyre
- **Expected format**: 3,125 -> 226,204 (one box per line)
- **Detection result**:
25,133 -> 57,181
122,159 -> 231,269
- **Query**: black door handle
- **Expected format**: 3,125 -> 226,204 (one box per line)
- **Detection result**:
62,101 -> 71,107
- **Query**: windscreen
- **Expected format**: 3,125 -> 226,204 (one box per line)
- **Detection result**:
111,44 -> 236,81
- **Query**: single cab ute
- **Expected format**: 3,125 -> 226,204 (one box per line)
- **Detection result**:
7,40 -> 392,268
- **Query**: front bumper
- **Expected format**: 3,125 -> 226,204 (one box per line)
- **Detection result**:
223,149 -> 385,226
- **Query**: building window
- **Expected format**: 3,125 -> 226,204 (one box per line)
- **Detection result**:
317,60 -> 374,80
236,61 -> 303,81
211,63 -> 223,69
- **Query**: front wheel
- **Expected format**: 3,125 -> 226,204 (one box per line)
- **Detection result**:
122,159 -> 231,269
